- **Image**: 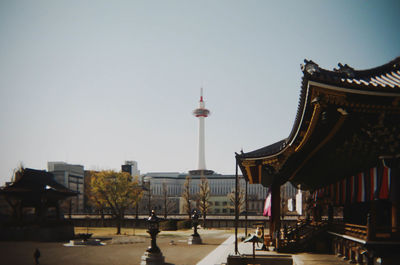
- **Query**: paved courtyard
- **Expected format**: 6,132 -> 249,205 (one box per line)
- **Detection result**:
0,227 -> 354,265
0,228 -> 235,265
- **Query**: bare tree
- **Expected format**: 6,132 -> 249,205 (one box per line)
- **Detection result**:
197,175 -> 211,228
228,185 -> 245,214
5,165 -> 25,220
133,176 -> 144,219
162,181 -> 176,218
182,175 -> 192,219
143,180 -> 152,215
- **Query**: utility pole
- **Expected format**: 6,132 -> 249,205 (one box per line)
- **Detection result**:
147,180 -> 151,215
245,181 -> 248,237
235,160 -> 239,254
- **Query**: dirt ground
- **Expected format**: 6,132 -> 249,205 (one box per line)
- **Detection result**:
0,227 -> 242,265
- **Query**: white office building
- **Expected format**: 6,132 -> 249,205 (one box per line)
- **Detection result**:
48,161 -> 84,213
142,172 -> 268,215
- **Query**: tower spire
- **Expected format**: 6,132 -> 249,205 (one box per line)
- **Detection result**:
190,88 -> 213,175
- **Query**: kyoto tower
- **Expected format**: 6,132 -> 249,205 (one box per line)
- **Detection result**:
190,88 -> 213,175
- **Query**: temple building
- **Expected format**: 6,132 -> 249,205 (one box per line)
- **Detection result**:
236,57 -> 400,264
0,168 -> 77,240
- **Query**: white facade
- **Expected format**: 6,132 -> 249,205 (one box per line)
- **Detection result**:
143,172 -> 267,198
193,88 -> 210,170
48,161 -> 84,213
198,116 -> 206,170
142,172 -> 268,215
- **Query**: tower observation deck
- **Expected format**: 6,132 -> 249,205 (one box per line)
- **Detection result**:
190,88 -> 214,176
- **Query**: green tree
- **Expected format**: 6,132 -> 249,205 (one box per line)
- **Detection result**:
89,170 -> 142,234
197,175 -> 211,228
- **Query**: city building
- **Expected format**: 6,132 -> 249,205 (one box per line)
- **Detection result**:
121,160 -> 141,180
48,162 -> 84,213
141,172 -> 268,215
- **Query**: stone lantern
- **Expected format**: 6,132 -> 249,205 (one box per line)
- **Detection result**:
188,210 -> 202,244
141,210 -> 165,265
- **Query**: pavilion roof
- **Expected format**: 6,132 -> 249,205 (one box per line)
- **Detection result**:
236,57 -> 400,190
0,168 -> 77,197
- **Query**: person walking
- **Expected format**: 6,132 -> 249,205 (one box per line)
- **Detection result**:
34,248 -> 40,265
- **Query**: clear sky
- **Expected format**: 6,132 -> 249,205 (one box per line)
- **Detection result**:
0,0 -> 399,185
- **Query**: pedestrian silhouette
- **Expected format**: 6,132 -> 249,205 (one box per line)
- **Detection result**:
34,248 -> 40,265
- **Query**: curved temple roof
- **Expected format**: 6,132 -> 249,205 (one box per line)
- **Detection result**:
0,168 -> 77,199
236,57 -> 400,190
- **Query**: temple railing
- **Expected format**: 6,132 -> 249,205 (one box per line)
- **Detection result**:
330,221 -> 400,241
278,220 -> 328,252
331,222 -> 367,240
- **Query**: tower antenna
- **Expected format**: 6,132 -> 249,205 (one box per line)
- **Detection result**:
190,88 -> 213,175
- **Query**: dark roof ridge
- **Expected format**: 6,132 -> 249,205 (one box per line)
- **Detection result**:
238,57 -> 400,160
302,56 -> 400,80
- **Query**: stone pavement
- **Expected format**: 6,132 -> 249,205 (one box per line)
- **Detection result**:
196,235 -> 236,265
197,235 -> 351,265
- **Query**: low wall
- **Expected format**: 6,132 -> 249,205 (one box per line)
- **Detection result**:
68,214 -> 298,231
227,254 -> 293,265
0,224 -> 74,241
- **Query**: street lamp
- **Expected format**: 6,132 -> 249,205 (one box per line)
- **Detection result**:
141,210 -> 164,265
146,210 -> 160,253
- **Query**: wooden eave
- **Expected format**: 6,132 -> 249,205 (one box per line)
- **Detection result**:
237,57 -> 400,190
0,168 -> 78,200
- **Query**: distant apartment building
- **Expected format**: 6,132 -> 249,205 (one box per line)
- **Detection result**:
119,161 -> 303,216
48,162 -> 84,213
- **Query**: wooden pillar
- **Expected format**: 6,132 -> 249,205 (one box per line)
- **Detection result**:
349,246 -> 357,264
355,247 -> 364,265
245,181 -> 248,237
337,239 -> 343,257
270,182 -> 281,244
385,159 -> 399,233
342,240 -> 348,260
336,239 -> 342,257
391,166 -> 399,232
366,212 -> 376,241
392,203 -> 397,233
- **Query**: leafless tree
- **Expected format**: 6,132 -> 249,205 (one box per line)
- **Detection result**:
197,175 -> 211,227
182,175 -> 192,219
228,185 -> 245,214
162,181 -> 176,218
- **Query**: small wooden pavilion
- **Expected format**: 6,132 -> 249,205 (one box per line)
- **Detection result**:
0,168 -> 77,240
236,57 -> 400,264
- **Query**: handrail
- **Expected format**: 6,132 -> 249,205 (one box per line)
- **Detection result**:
330,222 -> 400,241
279,220 -> 329,252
